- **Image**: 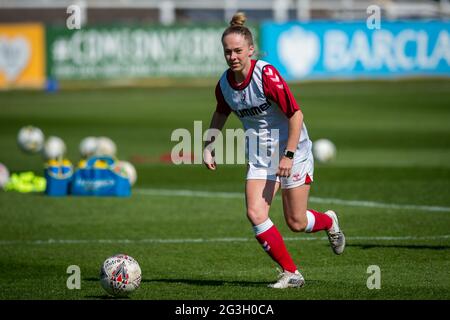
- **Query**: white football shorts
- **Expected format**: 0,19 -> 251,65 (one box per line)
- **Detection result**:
246,151 -> 314,189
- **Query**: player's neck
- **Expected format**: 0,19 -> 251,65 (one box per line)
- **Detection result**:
233,61 -> 252,85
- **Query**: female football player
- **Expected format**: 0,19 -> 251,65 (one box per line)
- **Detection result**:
203,12 -> 345,288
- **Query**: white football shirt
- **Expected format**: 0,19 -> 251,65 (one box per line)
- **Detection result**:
215,59 -> 312,168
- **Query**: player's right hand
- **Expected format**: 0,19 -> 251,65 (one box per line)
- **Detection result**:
203,147 -> 217,170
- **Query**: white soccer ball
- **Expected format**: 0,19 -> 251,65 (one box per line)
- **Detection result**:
96,136 -> 117,157
43,136 -> 66,160
116,161 -> 137,186
79,136 -> 98,158
0,163 -> 10,188
100,254 -> 142,297
312,139 -> 336,163
17,126 -> 45,154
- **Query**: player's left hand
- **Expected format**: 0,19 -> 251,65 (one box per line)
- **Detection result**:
277,157 -> 293,177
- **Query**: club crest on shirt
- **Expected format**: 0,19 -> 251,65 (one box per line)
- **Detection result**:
240,91 -> 247,106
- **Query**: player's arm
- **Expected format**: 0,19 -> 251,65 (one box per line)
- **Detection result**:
203,112 -> 229,170
204,83 -> 232,170
262,65 -> 301,177
278,110 -> 302,177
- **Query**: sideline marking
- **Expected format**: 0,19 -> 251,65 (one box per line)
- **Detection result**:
1,235 -> 449,246
134,188 -> 450,213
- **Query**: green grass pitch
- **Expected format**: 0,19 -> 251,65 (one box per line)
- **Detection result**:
0,79 -> 449,300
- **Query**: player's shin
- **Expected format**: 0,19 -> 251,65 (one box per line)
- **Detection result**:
253,218 -> 298,273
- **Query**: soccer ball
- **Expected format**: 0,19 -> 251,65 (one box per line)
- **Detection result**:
17,126 -> 45,154
312,139 -> 336,163
99,254 -> 142,297
43,136 -> 66,160
114,160 -> 137,186
79,136 -> 98,158
96,136 -> 117,157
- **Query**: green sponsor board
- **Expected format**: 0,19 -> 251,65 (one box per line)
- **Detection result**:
46,25 -> 259,79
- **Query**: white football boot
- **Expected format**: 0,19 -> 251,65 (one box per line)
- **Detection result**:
268,270 -> 305,289
325,210 -> 346,255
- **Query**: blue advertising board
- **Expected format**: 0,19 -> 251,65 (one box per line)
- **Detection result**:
261,21 -> 450,80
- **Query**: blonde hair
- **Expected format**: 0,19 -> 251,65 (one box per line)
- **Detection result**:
230,12 -> 246,27
222,12 -> 254,46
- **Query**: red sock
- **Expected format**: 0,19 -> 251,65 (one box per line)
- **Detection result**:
306,209 -> 333,233
256,225 -> 297,273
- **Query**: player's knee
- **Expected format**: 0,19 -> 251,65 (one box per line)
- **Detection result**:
287,219 -> 307,233
246,207 -> 267,225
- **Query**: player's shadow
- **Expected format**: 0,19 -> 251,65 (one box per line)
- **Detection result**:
83,276 -> 323,290
84,276 -> 270,289
347,243 -> 450,250
142,278 -> 268,287
141,278 -> 322,287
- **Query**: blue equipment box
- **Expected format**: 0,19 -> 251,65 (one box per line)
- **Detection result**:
70,156 -> 131,197
45,160 -> 73,197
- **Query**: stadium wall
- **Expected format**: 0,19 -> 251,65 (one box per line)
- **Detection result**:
0,21 -> 449,89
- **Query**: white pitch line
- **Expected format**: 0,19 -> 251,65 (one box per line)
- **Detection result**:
0,235 -> 449,246
135,188 -> 243,199
134,188 -> 450,213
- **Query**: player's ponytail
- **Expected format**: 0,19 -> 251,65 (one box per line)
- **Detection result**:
222,12 -> 254,46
